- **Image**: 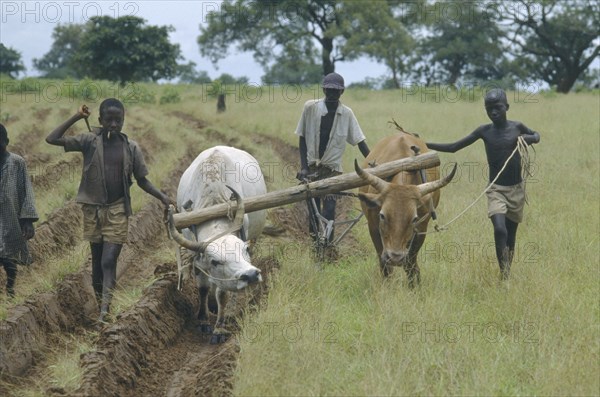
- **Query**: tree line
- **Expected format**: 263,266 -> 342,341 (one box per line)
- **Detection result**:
1,1 -> 598,93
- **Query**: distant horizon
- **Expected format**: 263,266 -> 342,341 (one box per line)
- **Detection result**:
0,0 -> 389,84
1,1 -> 597,88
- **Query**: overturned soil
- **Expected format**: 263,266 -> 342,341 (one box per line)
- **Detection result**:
78,255 -> 279,397
0,111 -> 363,396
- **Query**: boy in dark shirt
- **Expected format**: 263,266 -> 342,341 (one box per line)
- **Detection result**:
427,89 -> 540,279
47,99 -> 173,322
0,124 -> 38,297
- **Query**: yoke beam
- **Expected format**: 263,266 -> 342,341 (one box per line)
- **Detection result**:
172,151 -> 440,229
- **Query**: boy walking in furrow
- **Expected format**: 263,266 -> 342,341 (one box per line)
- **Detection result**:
47,99 -> 174,322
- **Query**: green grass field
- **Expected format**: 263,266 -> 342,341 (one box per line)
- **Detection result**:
1,81 -> 598,395
222,87 -> 600,396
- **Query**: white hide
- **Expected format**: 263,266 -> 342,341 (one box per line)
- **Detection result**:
177,146 -> 267,291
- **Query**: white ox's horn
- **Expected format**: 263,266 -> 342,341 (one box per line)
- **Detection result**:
417,163 -> 457,196
168,185 -> 246,252
354,159 -> 389,193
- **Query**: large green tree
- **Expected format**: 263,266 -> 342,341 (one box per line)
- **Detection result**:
0,43 -> 26,78
343,1 -> 415,88
73,16 -> 182,84
417,1 -> 506,85
506,0 -> 599,93
262,42 -> 322,84
198,0 -> 369,76
33,24 -> 85,79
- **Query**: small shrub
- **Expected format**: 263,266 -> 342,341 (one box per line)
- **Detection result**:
122,83 -> 156,105
159,87 -> 181,104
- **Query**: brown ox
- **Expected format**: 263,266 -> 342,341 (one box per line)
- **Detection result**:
356,131 -> 456,286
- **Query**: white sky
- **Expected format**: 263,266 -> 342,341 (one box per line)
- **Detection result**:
0,0 -> 388,84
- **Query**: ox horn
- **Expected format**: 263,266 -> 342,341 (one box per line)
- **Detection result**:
167,186 -> 246,252
354,159 -> 389,193
417,163 -> 457,196
168,205 -> 206,251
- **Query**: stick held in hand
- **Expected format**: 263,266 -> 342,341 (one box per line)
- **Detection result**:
79,104 -> 92,132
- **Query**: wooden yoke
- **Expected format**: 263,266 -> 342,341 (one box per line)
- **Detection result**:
172,150 -> 441,229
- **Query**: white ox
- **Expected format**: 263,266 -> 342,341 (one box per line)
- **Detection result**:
168,146 -> 266,343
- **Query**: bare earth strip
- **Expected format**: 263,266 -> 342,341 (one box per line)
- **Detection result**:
75,272 -> 196,396
28,201 -> 83,262
0,148 -> 194,388
0,115 -> 331,396
0,272 -> 97,380
75,255 -> 277,397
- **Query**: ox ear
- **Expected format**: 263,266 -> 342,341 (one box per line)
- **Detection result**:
358,192 -> 382,209
417,163 -> 457,196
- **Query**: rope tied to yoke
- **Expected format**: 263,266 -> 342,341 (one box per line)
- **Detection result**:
419,135 -> 533,235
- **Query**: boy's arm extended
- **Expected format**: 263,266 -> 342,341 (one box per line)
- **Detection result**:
517,123 -> 540,145
426,129 -> 481,153
46,105 -> 90,146
137,176 -> 174,207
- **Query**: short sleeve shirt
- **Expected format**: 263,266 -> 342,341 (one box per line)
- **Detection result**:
295,99 -> 366,172
63,129 -> 149,216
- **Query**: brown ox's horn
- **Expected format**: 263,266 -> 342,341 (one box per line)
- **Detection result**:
417,163 -> 457,196
167,186 -> 246,252
354,159 -> 388,193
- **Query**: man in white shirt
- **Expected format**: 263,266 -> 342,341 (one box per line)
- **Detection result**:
295,72 -> 370,245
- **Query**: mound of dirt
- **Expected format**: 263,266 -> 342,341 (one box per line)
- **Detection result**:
75,272 -> 195,397
31,158 -> 82,190
75,253 -> 280,397
169,111 -> 207,130
29,201 -> 83,263
0,272 -> 96,380
0,148 -> 195,386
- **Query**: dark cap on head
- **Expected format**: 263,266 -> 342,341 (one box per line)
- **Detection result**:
322,72 -> 345,90
484,88 -> 507,103
0,123 -> 8,144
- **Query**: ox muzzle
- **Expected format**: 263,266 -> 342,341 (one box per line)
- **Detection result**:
381,250 -> 410,267
238,268 -> 262,284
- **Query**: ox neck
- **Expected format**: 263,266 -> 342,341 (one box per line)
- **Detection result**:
193,221 -> 246,243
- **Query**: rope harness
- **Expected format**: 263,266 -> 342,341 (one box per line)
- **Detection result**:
167,200 -> 245,290
417,135 -> 532,236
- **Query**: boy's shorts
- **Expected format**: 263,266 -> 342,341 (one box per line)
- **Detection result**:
486,182 -> 525,223
81,198 -> 129,244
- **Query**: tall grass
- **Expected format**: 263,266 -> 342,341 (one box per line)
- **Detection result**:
227,89 -> 599,395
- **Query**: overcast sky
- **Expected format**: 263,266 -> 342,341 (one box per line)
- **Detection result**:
0,0 -> 388,84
